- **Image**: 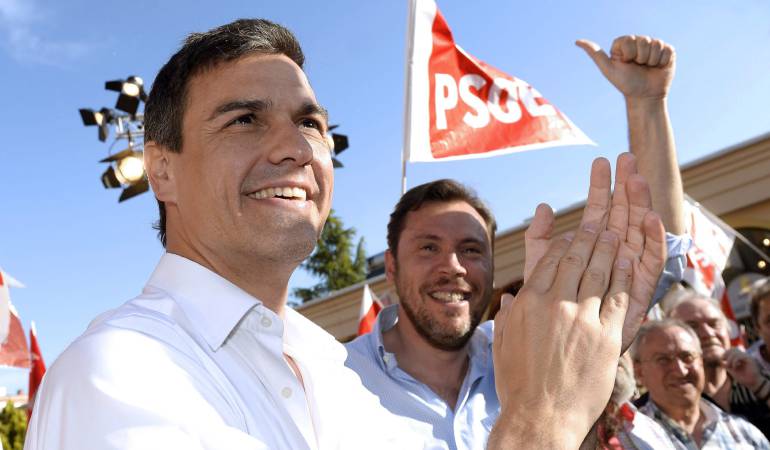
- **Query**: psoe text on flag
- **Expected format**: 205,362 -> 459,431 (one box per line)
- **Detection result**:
403,0 -> 594,162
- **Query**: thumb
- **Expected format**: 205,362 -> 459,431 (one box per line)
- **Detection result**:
576,39 -> 612,77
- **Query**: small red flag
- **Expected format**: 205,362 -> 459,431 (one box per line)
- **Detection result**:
28,321 -> 46,420
358,284 -> 382,336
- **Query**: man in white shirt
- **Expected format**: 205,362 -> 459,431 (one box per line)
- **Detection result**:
26,18 -> 667,449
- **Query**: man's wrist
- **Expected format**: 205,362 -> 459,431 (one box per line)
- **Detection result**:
625,95 -> 668,113
488,408 -> 586,450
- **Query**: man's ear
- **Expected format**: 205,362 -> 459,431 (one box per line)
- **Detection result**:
144,141 -> 177,204
385,249 -> 397,283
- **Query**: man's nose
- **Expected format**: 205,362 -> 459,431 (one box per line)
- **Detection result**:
439,251 -> 468,277
268,122 -> 315,166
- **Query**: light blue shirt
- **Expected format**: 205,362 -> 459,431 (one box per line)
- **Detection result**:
345,233 -> 691,450
345,305 -> 497,450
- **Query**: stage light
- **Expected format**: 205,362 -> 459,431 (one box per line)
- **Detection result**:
105,75 -> 147,116
79,74 -> 149,202
99,149 -> 148,202
327,125 -> 349,169
78,107 -> 113,142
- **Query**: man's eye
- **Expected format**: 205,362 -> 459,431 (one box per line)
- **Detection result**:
300,118 -> 323,131
420,244 -> 437,252
463,247 -> 482,255
229,114 -> 256,126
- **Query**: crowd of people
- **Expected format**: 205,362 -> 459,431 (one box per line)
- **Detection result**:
21,17 -> 770,450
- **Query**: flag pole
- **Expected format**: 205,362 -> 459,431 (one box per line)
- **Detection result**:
684,193 -> 770,262
401,0 -> 417,196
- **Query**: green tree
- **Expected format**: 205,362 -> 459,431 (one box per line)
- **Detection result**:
294,210 -> 367,303
0,401 -> 26,450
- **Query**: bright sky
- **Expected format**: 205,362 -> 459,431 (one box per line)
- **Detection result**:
1,0 -> 769,392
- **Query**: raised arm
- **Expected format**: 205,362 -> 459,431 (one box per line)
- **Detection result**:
577,35 -> 685,234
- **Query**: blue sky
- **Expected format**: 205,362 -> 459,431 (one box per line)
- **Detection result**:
0,0 -> 769,392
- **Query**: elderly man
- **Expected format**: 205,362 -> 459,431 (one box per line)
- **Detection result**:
345,34 -> 688,450
668,293 -> 770,437
25,19 -> 664,449
633,319 -> 769,449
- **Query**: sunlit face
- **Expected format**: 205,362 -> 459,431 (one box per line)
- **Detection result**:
166,54 -> 333,267
634,326 -> 704,413
387,200 -> 493,350
670,298 -> 731,363
756,297 -> 770,348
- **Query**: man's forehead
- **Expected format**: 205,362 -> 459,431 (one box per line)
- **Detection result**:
186,53 -> 316,108
402,201 -> 490,241
645,326 -> 697,353
675,298 -> 722,320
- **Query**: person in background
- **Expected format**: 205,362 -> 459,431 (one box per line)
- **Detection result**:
748,278 -> 770,373
633,319 -> 769,449
668,292 -> 770,438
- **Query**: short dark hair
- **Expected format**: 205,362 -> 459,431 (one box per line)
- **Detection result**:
386,179 -> 497,257
750,278 -> 770,325
144,18 -> 305,246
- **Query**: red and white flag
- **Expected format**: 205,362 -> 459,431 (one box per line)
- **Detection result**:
358,284 -> 382,336
681,198 -> 745,345
0,270 -> 29,368
28,321 -> 46,420
403,0 -> 593,162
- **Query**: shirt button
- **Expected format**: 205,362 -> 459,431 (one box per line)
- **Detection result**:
281,387 -> 292,398
261,317 -> 272,328
383,354 -> 391,364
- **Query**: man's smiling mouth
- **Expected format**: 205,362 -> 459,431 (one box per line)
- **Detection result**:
247,186 -> 307,201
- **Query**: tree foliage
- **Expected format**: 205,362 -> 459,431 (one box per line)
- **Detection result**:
0,401 -> 26,450
294,210 -> 367,303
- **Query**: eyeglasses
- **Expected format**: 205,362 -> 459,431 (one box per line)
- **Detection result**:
640,351 -> 702,369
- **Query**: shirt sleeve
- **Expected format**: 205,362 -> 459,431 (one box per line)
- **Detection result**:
651,233 -> 693,307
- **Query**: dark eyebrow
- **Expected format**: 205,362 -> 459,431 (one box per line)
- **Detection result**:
206,99 -> 329,124
208,99 -> 272,122
298,102 -> 329,123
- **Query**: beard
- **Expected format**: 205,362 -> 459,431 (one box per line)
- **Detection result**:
395,273 -> 489,351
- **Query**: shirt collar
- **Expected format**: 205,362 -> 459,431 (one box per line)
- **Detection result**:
371,304 -> 493,373
145,253 -> 260,351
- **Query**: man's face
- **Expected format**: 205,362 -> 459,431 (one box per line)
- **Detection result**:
166,53 -> 333,267
670,298 -> 731,362
756,297 -> 770,346
635,326 -> 704,413
386,200 -> 493,350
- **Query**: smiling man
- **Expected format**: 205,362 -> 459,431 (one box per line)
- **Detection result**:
668,293 -> 770,438
24,19 -> 414,450
633,320 -> 769,448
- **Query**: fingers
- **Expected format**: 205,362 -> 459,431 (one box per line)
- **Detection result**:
647,39 -> 664,66
580,158 -> 612,230
577,231 -> 620,318
576,39 -> 612,76
524,203 -> 555,282
525,203 -> 555,241
552,222 -> 602,299
624,174 -> 653,254
493,293 -> 516,356
607,153 -> 637,239
599,257 -> 633,340
610,35 -> 676,68
526,232 -> 574,294
634,36 -> 651,65
620,212 -> 666,350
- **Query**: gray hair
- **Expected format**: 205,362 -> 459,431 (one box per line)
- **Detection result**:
630,319 -> 702,362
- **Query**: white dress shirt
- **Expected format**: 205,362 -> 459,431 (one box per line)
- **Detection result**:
26,253 -> 420,449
